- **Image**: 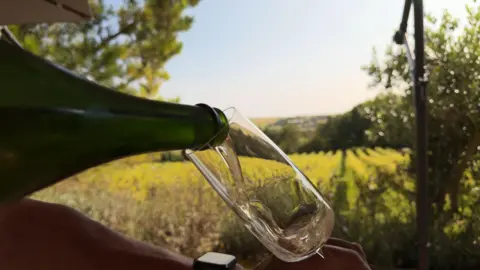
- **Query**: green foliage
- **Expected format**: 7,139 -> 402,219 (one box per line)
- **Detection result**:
332,149 -> 480,270
263,124 -> 305,154
263,126 -> 283,145
358,2 -> 480,268
159,150 -> 185,162
363,0 -> 480,213
361,93 -> 412,148
8,0 -> 198,99
301,106 -> 372,152
276,123 -> 303,153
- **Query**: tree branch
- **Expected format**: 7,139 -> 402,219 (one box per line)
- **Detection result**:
115,75 -> 139,91
96,22 -> 136,51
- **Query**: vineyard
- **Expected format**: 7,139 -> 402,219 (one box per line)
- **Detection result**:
36,146 -> 480,268
33,147 -> 413,265
36,147 -> 409,203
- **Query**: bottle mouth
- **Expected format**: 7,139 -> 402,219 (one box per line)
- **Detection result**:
185,107 -> 236,154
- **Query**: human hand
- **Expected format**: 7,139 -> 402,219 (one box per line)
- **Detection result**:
0,199 -> 370,270
254,238 -> 370,270
0,198 -> 193,270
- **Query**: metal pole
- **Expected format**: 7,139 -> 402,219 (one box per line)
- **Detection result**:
393,0 -> 412,45
412,1 -> 429,270
393,0 -> 429,269
403,34 -> 416,83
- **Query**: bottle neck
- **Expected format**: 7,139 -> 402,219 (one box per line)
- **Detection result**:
0,39 -> 229,150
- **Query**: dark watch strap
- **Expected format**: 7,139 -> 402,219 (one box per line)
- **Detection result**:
193,252 -> 237,270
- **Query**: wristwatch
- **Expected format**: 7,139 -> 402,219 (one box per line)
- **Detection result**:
193,252 -> 237,270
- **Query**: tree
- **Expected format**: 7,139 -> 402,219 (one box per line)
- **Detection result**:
263,126 -> 283,145
7,0 -> 199,99
301,105 -> 372,152
277,123 -> 302,154
363,1 -> 480,214
361,92 -> 412,148
263,124 -> 303,154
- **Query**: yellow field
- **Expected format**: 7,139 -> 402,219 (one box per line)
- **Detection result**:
250,117 -> 280,128
56,148 -> 408,203
33,147 -> 411,262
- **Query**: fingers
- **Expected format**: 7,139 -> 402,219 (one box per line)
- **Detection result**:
325,238 -> 367,260
321,244 -> 371,270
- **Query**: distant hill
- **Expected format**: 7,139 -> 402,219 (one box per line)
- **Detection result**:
250,117 -> 280,128
251,115 -> 328,132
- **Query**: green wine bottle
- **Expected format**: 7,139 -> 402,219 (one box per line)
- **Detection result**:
0,38 -> 229,202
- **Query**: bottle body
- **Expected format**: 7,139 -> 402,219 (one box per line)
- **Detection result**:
0,38 -> 228,202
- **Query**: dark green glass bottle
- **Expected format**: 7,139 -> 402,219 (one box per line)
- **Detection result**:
0,38 -> 229,202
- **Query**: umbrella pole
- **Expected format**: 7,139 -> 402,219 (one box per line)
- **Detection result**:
413,1 -> 429,270
394,0 -> 429,269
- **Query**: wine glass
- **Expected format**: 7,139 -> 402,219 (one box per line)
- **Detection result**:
184,108 -> 334,262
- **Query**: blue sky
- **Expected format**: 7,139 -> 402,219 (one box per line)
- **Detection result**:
115,0 -> 471,118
